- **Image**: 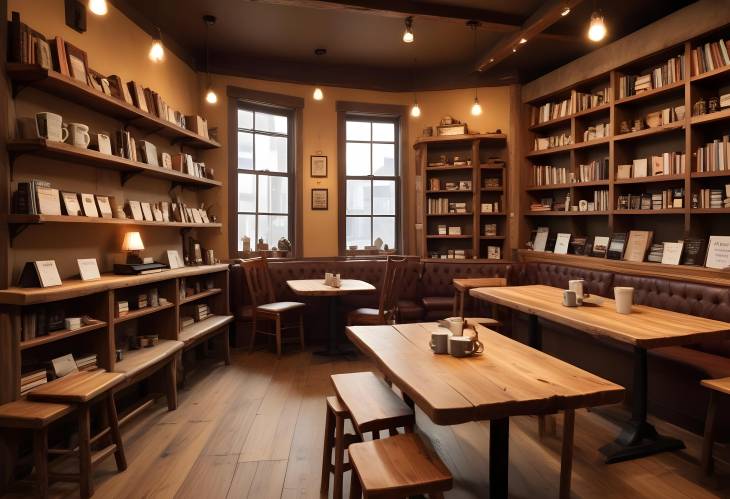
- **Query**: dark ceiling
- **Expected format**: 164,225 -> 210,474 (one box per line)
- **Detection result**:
110,0 -> 697,91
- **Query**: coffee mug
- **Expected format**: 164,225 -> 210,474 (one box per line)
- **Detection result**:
36,112 -> 68,142
67,122 -> 91,148
568,279 -> 584,301
563,289 -> 578,307
429,330 -> 451,354
439,317 -> 464,336
614,287 -> 634,314
449,335 -> 483,357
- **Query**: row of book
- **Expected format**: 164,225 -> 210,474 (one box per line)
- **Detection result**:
578,159 -> 609,182
617,189 -> 684,210
618,54 -> 685,98
531,88 -> 610,125
21,369 -> 48,396
698,187 -> 730,209
696,136 -> 730,173
115,130 -> 211,179
691,38 -> 730,75
590,190 -> 609,212
20,306 -> 68,341
429,249 -> 469,260
533,133 -> 573,151
193,303 -> 212,322
572,87 -> 611,113
531,165 -> 568,186
427,198 -> 467,214
616,153 -> 686,179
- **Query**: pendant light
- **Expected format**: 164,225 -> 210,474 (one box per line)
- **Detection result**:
203,15 -> 218,104
88,0 -> 108,16
411,95 -> 421,117
468,21 -> 483,116
587,11 -> 607,41
149,27 -> 164,62
313,48 -> 326,101
402,17 -> 414,43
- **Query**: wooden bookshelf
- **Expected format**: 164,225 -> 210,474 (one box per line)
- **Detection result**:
114,302 -> 176,325
179,288 -> 222,304
19,320 -> 107,351
6,214 -> 222,228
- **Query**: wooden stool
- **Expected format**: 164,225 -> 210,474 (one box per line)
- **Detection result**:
321,396 -> 361,499
452,277 -> 506,319
0,400 -> 73,498
28,370 -> 127,498
348,433 -> 452,499
701,376 -> 730,476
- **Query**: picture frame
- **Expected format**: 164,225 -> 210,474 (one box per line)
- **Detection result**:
310,155 -> 328,178
64,41 -> 90,86
311,188 -> 329,210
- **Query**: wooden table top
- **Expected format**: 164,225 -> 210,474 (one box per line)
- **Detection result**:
452,277 -> 506,292
287,279 -> 376,296
346,323 -> 624,425
27,370 -> 125,403
701,377 -> 730,396
470,285 -> 730,349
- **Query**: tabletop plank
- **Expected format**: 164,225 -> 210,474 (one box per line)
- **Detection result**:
287,279 -> 376,296
27,370 -> 124,403
470,285 -> 730,349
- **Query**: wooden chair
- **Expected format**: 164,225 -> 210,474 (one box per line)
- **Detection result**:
701,376 -> 730,475
347,256 -> 408,326
240,257 -> 305,357
348,433 -> 453,499
321,396 -> 361,499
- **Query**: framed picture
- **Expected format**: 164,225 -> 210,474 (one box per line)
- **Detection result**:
310,155 -> 328,178
64,42 -> 89,86
311,188 -> 328,210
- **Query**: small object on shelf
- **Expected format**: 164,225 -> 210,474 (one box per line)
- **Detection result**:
720,93 -> 730,109
116,300 -> 129,317
661,241 -> 684,265
693,98 -> 707,116
705,236 -> 730,270
64,317 -> 82,330
122,231 -> 145,264
18,260 -> 62,288
447,226 -> 462,236
145,334 -> 159,347
437,123 -> 467,136
422,127 -> 433,137
484,224 -> 497,236
709,97 -> 720,114
51,354 -> 78,378
487,246 -> 501,260
619,121 -> 630,134
116,349 -> 123,361
113,262 -> 167,275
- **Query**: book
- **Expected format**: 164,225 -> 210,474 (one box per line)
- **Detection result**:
632,158 -> 648,178
592,236 -> 610,258
705,236 -> 730,269
532,227 -> 549,252
51,354 -> 78,378
569,236 -> 588,255
553,233 -> 571,255
36,186 -> 61,215
607,233 -> 627,260
647,243 -> 664,263
80,193 -> 99,217
61,191 -> 82,216
623,230 -> 653,262
681,238 -> 706,266
661,241 -> 684,265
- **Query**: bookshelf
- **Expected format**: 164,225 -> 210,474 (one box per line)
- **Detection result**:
415,133 -> 509,260
521,24 -> 730,271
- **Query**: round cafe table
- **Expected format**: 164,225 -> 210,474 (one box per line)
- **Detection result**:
287,279 -> 376,356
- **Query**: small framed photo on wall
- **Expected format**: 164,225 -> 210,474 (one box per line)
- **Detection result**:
310,155 -> 328,178
311,188 -> 328,210
64,42 -> 90,86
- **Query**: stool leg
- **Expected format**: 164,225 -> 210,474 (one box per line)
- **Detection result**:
106,395 -> 127,472
275,315 -> 282,358
165,358 -> 178,411
559,409 -> 575,499
33,428 -> 48,499
333,413 -> 346,499
349,469 -> 362,499
78,405 -> 93,498
321,406 -> 335,495
702,391 -> 719,476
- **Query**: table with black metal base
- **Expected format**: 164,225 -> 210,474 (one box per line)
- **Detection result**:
314,295 -> 356,357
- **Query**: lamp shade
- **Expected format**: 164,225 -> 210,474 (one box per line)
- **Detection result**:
122,231 -> 145,251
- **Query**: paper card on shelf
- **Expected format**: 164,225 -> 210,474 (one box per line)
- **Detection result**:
61,191 -> 82,216
200,210 -> 210,223
80,193 -> 99,217
705,236 -> 730,269
166,250 -> 184,269
624,230 -> 653,262
37,186 -> 62,215
632,159 -> 648,178
592,236 -> 610,258
51,354 -> 78,378
661,241 -> 684,265
95,195 -> 113,218
141,202 -> 154,221
34,260 -> 62,288
553,233 -> 571,255
128,200 -> 144,221
533,227 -> 549,252
77,258 -> 101,281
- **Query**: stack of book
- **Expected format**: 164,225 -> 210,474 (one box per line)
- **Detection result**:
484,178 -> 501,188
117,301 -> 129,317
137,294 -> 148,309
532,97 -> 572,125
532,165 -> 568,186
698,188 -> 726,209
20,369 -> 48,396
617,189 -> 683,210
449,202 -> 467,214
591,190 -> 609,211
571,87 -> 610,113
618,54 -> 685,98
12,179 -> 53,215
691,38 -> 730,75
696,137 -> 730,172
530,200 -> 554,212
75,354 -> 98,372
181,316 -> 195,329
533,133 -> 573,151
194,304 -> 211,322
578,159 -> 609,182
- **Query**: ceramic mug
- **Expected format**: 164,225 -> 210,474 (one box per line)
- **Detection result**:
449,335 -> 484,357
614,287 -> 634,314
35,112 -> 68,142
439,317 -> 464,336
429,330 -> 451,354
568,279 -> 585,302
563,289 -> 578,307
67,122 -> 91,148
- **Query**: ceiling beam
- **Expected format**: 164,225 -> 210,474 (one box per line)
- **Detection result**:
476,0 -> 585,71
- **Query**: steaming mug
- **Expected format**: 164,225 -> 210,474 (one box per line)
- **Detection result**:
449,335 -> 484,357
35,112 -> 68,142
67,123 -> 91,148
429,329 -> 451,354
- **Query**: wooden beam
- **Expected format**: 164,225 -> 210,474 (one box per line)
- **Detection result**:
476,0 -> 585,71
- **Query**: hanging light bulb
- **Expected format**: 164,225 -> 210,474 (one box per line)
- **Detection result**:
410,99 -> 421,118
561,6 -> 571,16
203,16 -> 217,104
587,12 -> 607,42
313,87 -> 324,101
149,28 -> 164,62
402,17 -> 414,43
467,21 -> 483,117
471,96 -> 482,116
205,88 -> 218,104
88,0 -> 108,15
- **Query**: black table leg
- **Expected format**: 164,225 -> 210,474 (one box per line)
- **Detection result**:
600,346 -> 685,463
314,296 -> 355,357
527,314 -> 542,350
490,417 -> 509,499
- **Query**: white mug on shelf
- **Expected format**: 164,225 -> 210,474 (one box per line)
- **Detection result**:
614,287 -> 634,314
67,122 -> 91,148
35,112 -> 67,142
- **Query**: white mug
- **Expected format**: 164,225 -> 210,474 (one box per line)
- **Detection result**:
429,330 -> 451,354
67,122 -> 91,148
449,335 -> 484,357
568,279 -> 584,301
614,287 -> 634,314
35,112 -> 68,142
439,317 -> 464,336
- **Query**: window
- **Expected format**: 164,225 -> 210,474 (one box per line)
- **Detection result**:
234,104 -> 293,252
343,117 -> 400,251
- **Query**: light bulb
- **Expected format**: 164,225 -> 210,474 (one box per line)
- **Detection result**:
471,98 -> 482,116
561,7 -> 571,16
313,87 -> 324,101
410,102 -> 421,117
403,30 -> 414,43
588,12 -> 606,42
88,0 -> 108,15
149,39 -> 164,62
205,88 -> 218,104
519,38 -> 527,44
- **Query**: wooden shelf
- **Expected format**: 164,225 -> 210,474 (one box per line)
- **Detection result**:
480,165 -> 506,170
572,137 -> 611,150
613,123 -> 684,142
480,236 -> 506,240
413,133 -> 506,146
691,208 -> 730,214
526,143 -> 573,158
426,235 -> 472,239
180,288 -> 222,304
528,114 -> 571,131
19,320 -> 107,350
573,103 -> 611,118
114,302 -> 175,325
7,64 -> 220,149
179,315 -> 233,344
690,64 -> 730,83
6,214 -> 222,229
614,80 -> 685,106
8,140 -> 222,188
614,174 -> 685,185
526,180 -> 610,192
525,211 -> 609,216
479,212 -> 506,216
692,170 -> 730,179
114,339 -> 183,375
425,165 -> 474,171
690,108 -> 730,126
426,190 -> 472,194
426,213 -> 473,217
614,209 -> 685,215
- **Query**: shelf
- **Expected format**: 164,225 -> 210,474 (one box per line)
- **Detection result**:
690,108 -> 730,126
692,170 -> 730,179
480,165 -> 506,170
426,235 -> 472,239
526,180 -> 610,192
614,80 -> 685,106
690,64 -> 730,83
8,140 -> 222,188
179,315 -> 234,344
572,137 -> 611,150
413,133 -> 506,146
480,236 -> 506,240
526,143 -> 573,158
481,187 -> 504,192
573,103 -> 611,118
114,302 -> 175,324
614,174 -> 685,185
114,339 -> 183,374
6,214 -> 222,229
614,209 -> 685,215
528,114 -> 571,132
613,122 -> 684,142
525,211 -> 609,216
426,190 -> 472,194
19,320 -> 107,350
180,288 -> 222,304
426,213 -> 473,217
426,165 -> 474,171
7,64 -> 221,149
691,208 -> 730,214
479,212 -> 507,216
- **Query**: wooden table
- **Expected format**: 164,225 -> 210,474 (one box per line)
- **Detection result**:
452,277 -> 506,317
287,279 -> 376,356
346,322 -> 624,498
470,284 -> 730,463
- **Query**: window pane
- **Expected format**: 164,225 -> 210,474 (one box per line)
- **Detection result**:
346,217 -> 371,249
255,112 -> 288,134
372,143 -> 395,176
258,214 -> 288,247
372,122 -> 395,142
238,109 -> 253,130
237,173 -> 256,212
255,134 -> 288,172
258,175 -> 288,214
373,217 -> 395,249
346,180 -> 371,215
346,121 -> 370,141
346,142 -> 371,176
238,132 -> 253,170
372,180 -> 395,215
237,214 -> 256,251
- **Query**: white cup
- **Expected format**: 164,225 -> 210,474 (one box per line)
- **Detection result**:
67,122 -> 91,148
614,287 -> 634,314
35,112 -> 68,142
429,330 -> 451,354
568,279 -> 584,301
449,335 -> 484,357
442,317 -> 464,336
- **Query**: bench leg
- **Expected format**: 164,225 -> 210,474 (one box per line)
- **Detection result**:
165,358 -> 178,411
106,395 -> 127,472
702,391 -> 719,476
349,469 -> 362,499
299,312 -> 305,352
275,315 -> 282,358
33,428 -> 48,499
333,413 -> 346,499
559,409 -> 575,499
78,404 -> 93,498
223,326 -> 232,366
321,405 -> 335,495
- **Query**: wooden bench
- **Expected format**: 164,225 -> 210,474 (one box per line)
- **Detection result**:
348,433 -> 452,499
701,376 -> 730,475
0,400 -> 73,498
28,370 -> 127,498
179,315 -> 233,369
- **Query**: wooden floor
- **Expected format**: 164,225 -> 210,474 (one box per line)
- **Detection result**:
4,348 -> 730,498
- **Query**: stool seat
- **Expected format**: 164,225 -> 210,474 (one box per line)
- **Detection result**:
0,400 -> 72,429
331,372 -> 414,434
349,433 -> 452,497
327,395 -> 349,416
702,376 -> 730,395
28,371 -> 125,403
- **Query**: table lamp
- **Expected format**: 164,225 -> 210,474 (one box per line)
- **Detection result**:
122,231 -> 144,264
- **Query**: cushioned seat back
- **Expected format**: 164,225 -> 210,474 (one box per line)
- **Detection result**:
522,263 -> 614,297
420,262 -> 512,297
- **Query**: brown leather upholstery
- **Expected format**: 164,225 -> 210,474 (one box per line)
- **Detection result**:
348,308 -> 381,325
